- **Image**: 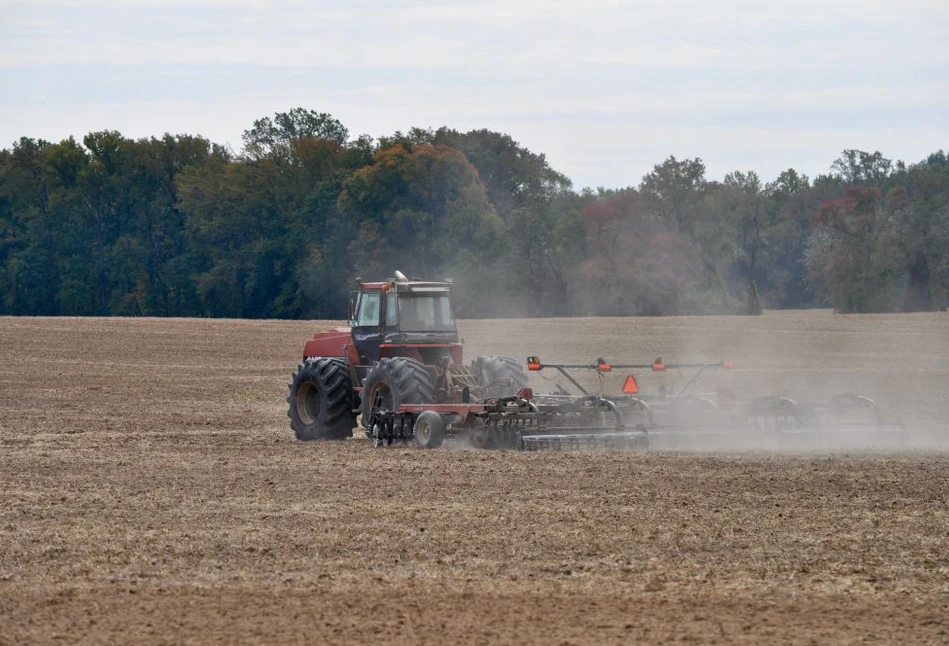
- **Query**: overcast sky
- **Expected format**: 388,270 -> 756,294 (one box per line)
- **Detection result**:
1,0 -> 947,189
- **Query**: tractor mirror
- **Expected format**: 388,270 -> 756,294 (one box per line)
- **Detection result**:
348,291 -> 358,324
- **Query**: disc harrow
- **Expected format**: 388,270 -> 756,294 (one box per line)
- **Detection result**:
523,356 -> 906,450
365,355 -> 903,452
367,391 -> 650,451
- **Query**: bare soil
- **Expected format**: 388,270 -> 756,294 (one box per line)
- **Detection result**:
1,311 -> 948,644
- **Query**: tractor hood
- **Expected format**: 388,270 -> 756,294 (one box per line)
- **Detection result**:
302,328 -> 351,359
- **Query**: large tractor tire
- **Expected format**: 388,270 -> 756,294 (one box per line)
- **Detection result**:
287,357 -> 356,440
361,357 -> 437,433
479,355 -> 529,399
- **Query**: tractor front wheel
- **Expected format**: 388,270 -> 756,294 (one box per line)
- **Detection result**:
287,357 -> 356,440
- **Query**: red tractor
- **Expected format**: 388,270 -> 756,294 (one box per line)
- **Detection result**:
287,271 -> 527,442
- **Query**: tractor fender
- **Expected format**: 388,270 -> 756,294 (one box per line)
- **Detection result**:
303,328 -> 351,360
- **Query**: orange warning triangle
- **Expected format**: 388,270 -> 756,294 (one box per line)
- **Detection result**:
622,374 -> 639,394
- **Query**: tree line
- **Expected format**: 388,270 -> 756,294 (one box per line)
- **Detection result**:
1,108 -> 947,319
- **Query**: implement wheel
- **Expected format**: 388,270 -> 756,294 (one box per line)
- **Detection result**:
468,417 -> 495,450
414,410 -> 446,449
361,357 -> 436,435
287,357 -> 356,440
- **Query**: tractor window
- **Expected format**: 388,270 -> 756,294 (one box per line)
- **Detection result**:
385,292 -> 399,327
398,295 -> 454,332
354,292 -> 381,327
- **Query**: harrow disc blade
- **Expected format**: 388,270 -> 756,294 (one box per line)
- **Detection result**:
521,431 -> 649,452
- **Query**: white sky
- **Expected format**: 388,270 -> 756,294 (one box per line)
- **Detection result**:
1,0 -> 947,189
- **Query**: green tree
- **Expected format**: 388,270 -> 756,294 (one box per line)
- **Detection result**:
120,134 -> 227,315
830,150 -> 892,187
639,156 -> 742,311
889,152 -> 949,310
338,143 -> 502,315
288,134 -> 375,318
242,108 -> 349,161
373,127 -> 576,313
639,156 -> 707,237
430,128 -> 571,216
0,137 -> 88,314
706,171 -> 769,314
430,128 -> 574,313
178,156 -> 290,317
178,126 -> 371,318
762,169 -> 814,307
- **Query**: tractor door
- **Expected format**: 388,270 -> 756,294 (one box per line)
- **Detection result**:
351,290 -> 383,365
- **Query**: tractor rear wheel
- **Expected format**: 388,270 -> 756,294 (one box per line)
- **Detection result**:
479,355 -> 529,399
361,357 -> 436,433
288,357 -> 356,440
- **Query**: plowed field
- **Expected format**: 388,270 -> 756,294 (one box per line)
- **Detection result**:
2,311 -> 948,644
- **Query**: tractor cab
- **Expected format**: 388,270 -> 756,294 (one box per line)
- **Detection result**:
347,271 -> 463,370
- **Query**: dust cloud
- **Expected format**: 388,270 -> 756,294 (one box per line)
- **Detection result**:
458,309 -> 949,454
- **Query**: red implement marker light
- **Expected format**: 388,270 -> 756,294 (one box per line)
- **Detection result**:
527,356 -> 542,371
652,357 -> 666,371
722,360 -> 734,369
622,374 -> 639,394
596,357 -> 612,372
